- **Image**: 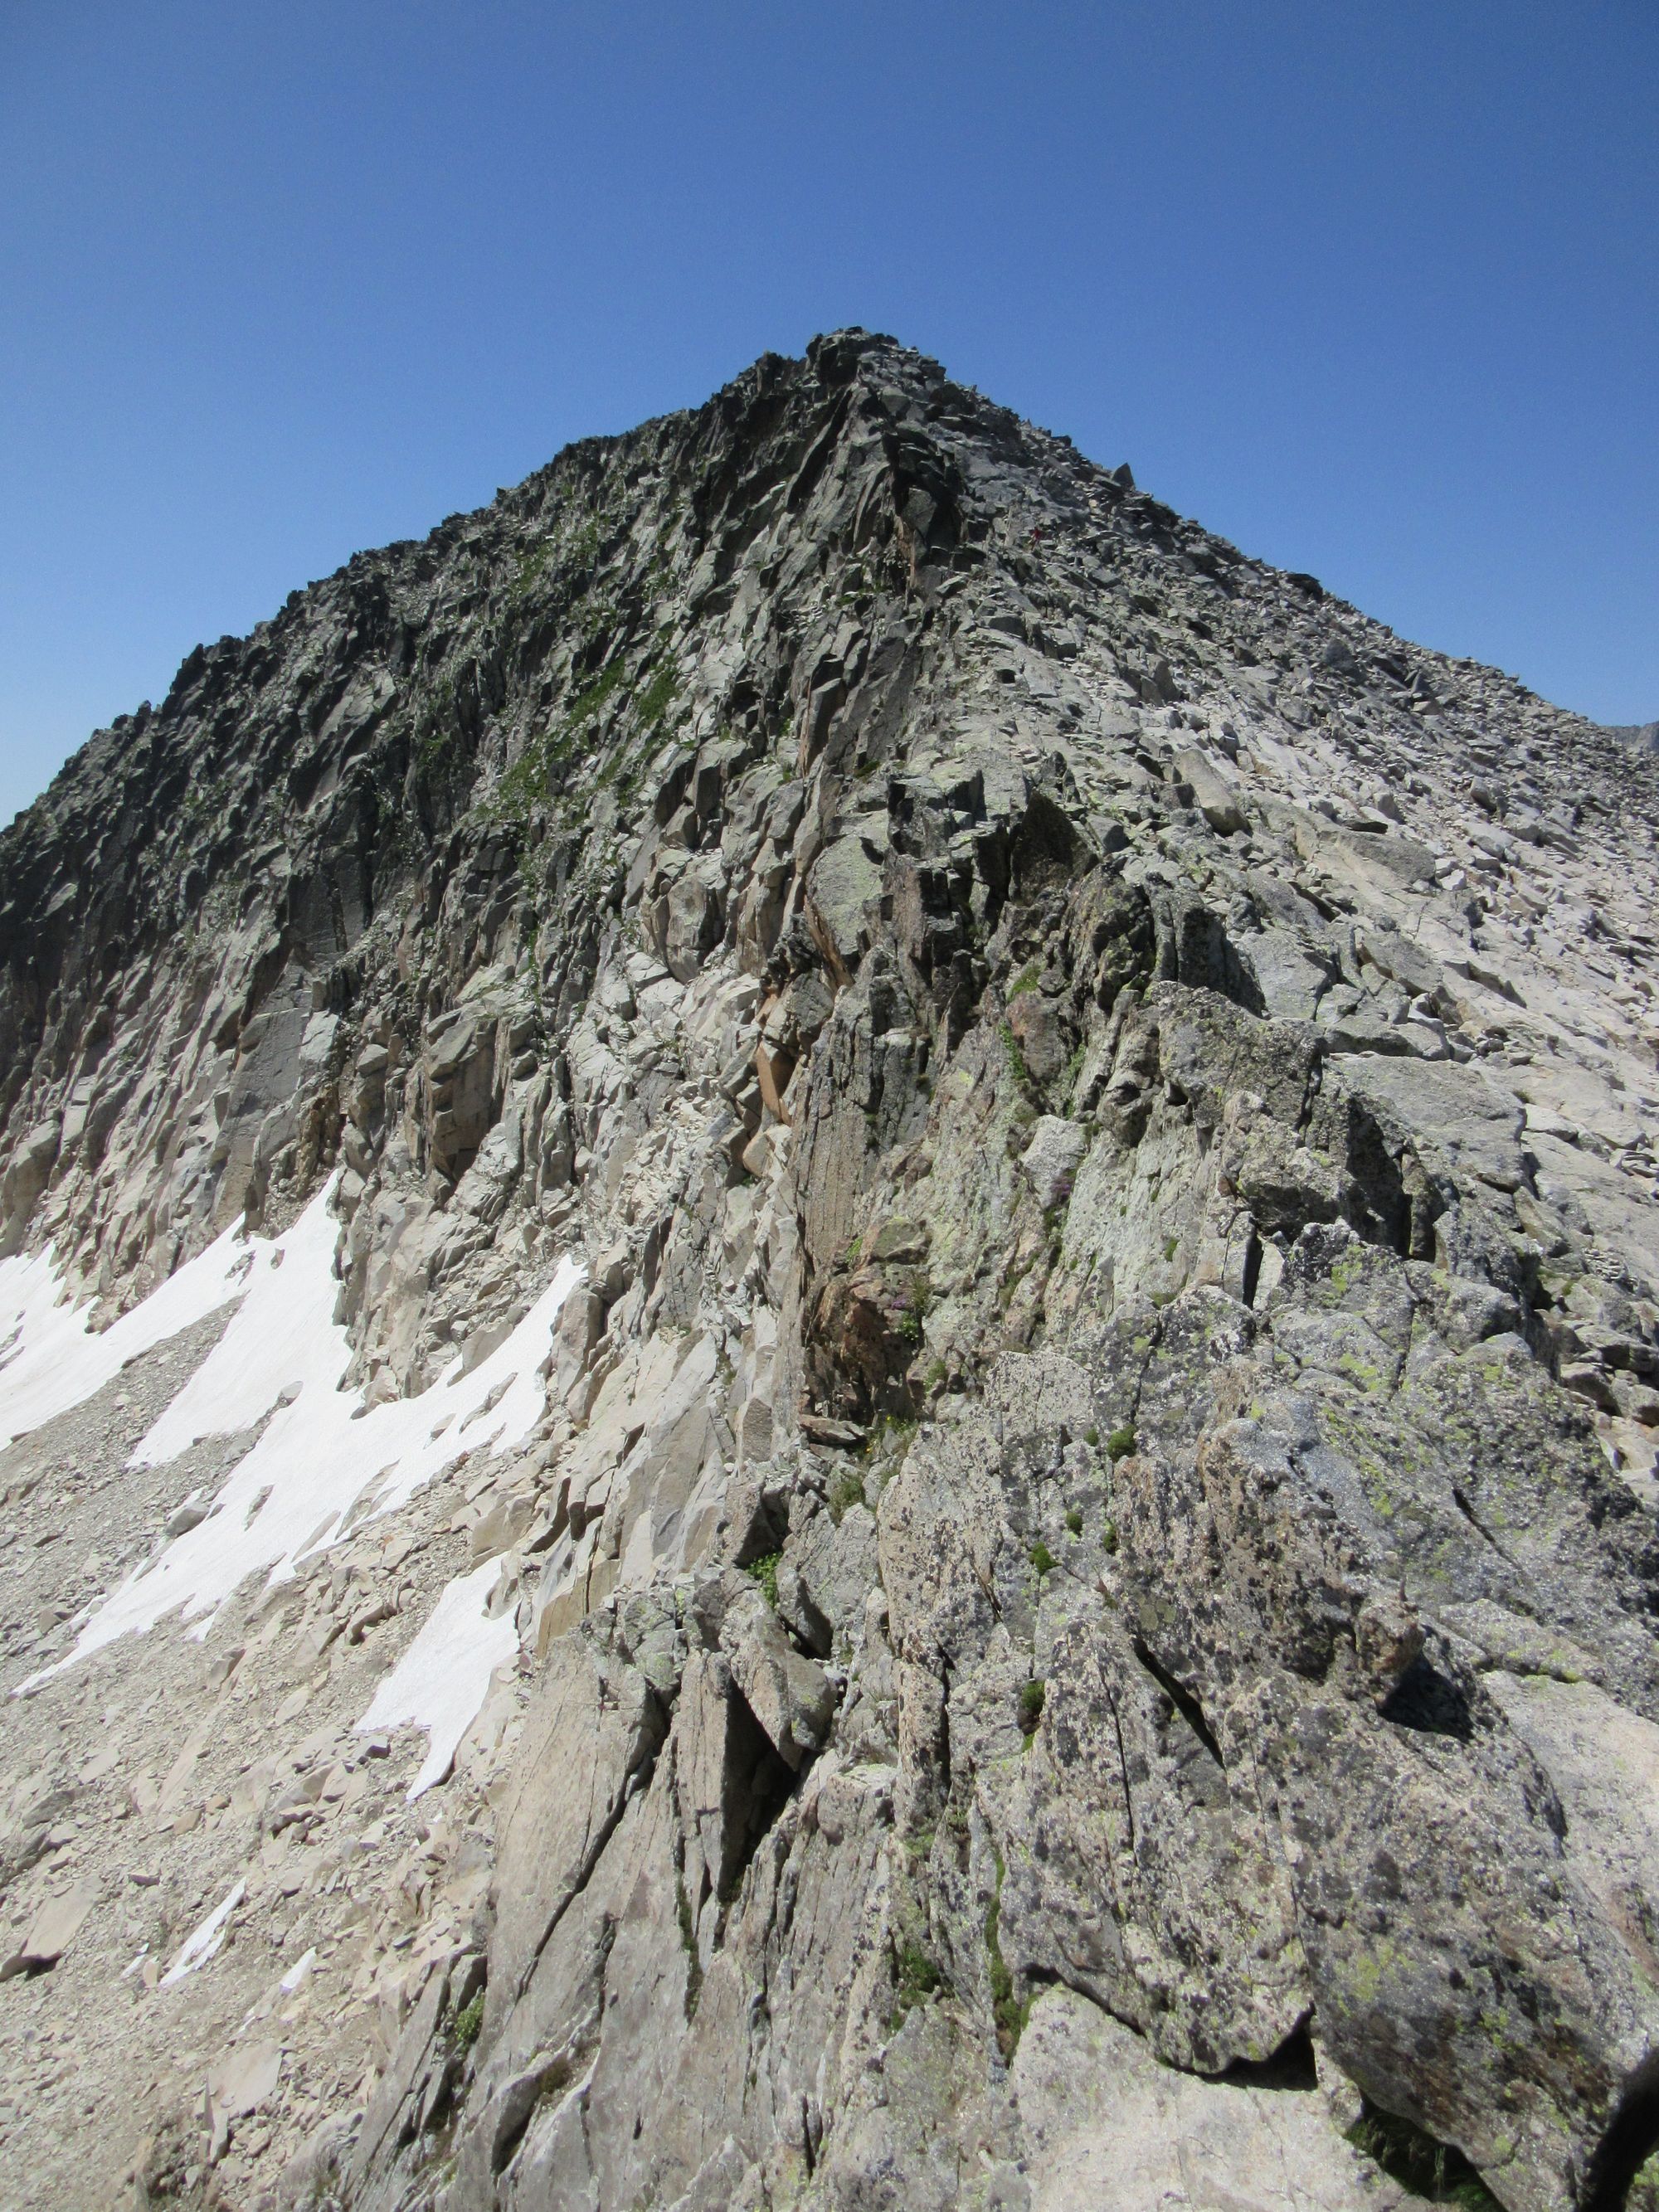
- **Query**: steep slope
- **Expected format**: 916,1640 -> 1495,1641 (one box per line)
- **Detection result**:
1,330 -> 1657,2212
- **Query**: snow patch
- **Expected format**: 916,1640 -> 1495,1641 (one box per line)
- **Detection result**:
0,1223 -> 255,1449
10,1179 -> 581,1691
130,1190 -> 353,1468
280,1945 -> 319,1995
357,1558 -> 520,1798
160,1879 -> 245,1987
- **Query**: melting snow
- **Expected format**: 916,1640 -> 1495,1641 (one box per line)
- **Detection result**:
129,1191 -> 356,1470
0,1223 -> 255,1449
358,1558 -> 519,1797
280,1945 -> 319,1994
3,1179 -> 582,1792
159,1879 -> 245,1987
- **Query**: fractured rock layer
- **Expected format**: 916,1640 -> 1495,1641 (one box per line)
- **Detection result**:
2,330 -> 1658,2210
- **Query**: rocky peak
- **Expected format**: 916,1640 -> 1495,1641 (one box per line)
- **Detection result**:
1,333 -> 1658,2210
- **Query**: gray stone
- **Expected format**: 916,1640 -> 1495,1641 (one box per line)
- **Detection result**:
1019,1116 -> 1088,1209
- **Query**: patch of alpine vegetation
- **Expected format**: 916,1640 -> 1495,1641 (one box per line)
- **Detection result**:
1,329 -> 1658,2210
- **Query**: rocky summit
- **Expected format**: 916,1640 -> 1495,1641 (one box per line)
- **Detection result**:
0,330 -> 1657,2212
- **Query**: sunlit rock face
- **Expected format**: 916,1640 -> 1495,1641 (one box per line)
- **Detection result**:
2,330 -> 1658,2212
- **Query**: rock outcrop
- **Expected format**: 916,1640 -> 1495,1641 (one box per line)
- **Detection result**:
2,331 -> 1658,2211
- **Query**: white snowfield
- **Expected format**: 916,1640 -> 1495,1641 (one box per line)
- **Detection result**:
0,1182 -> 582,1794
0,1221 -> 255,1450
358,1558 -> 520,1797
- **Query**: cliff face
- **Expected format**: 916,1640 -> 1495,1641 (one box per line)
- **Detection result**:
2,332 -> 1658,2212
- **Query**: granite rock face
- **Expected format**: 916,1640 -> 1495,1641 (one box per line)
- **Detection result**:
3,332 -> 1659,2210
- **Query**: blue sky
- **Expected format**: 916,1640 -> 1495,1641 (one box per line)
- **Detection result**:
2,1 -> 1655,826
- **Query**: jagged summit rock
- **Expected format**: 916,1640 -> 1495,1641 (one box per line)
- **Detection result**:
0,330 -> 1657,2210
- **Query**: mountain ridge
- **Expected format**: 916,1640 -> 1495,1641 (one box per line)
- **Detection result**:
0,329 -> 1657,2212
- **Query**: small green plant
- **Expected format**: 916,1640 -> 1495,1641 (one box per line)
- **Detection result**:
535,2055 -> 573,2108
636,661 -> 679,729
828,1469 -> 866,1525
414,674 -> 460,779
1083,1425 -> 1100,1447
1346,2106 -> 1500,2208
1008,964 -> 1041,999
1102,1517 -> 1119,1554
893,1937 -> 941,2017
865,1410 -> 919,1460
568,513 -> 601,572
985,1848 -> 1030,2058
1106,1426 -> 1136,1461
746,1551 -> 781,1609
415,721 -> 460,780
1029,1539 -> 1057,1578
488,659 -> 636,824
1064,1506 -> 1083,1536
1018,1680 -> 1046,1734
568,659 -> 629,730
999,1018 -> 1034,1096
511,542 -> 552,599
1163,1234 -> 1180,1262
451,1991 -> 484,2049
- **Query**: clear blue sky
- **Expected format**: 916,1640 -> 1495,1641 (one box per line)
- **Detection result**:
2,1 -> 1655,826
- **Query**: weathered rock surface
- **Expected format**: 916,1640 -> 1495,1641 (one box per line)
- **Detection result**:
2,330 -> 1658,2209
